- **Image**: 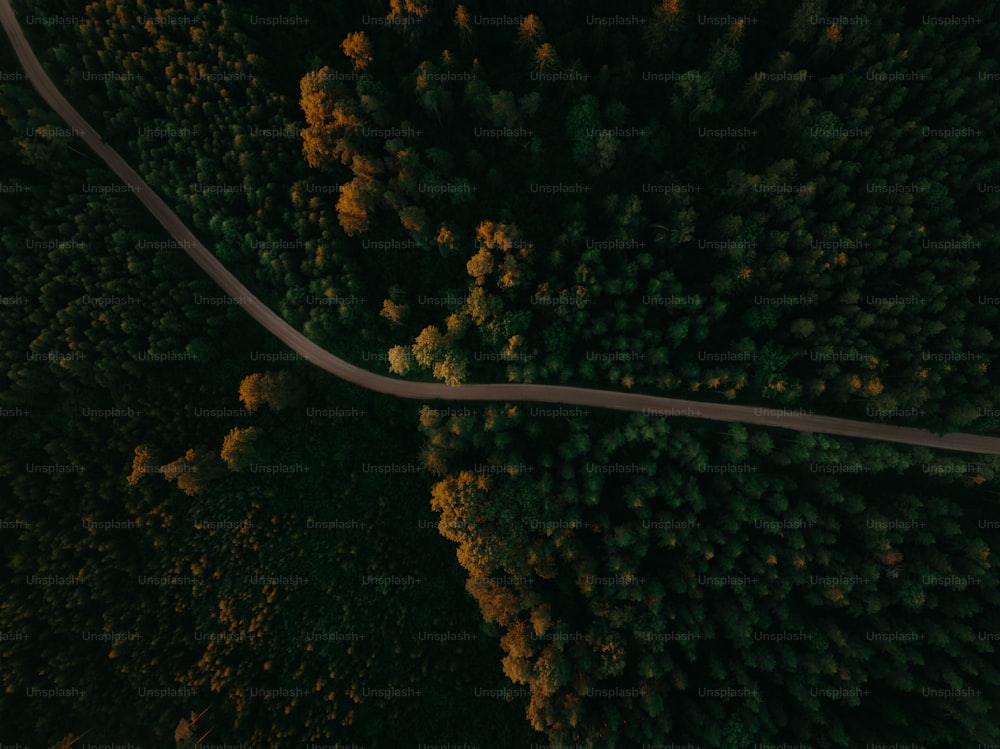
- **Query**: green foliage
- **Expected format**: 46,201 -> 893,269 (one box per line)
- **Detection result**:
421,406 -> 1000,747
566,94 -> 601,167
0,16 -> 537,746
6,0 -> 1000,747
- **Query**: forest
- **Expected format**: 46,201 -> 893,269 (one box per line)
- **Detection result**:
1,0 -> 999,747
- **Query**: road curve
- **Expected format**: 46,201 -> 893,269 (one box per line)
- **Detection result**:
4,0 -> 1000,456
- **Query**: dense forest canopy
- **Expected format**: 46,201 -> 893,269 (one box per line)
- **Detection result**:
1,0 -> 998,746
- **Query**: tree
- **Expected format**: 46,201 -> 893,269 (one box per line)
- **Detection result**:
488,90 -> 520,129
566,95 -> 600,167
336,178 -> 376,235
161,448 -> 215,496
789,318 -> 816,339
467,247 -> 495,285
341,31 -> 373,71
433,354 -> 468,387
388,0 -> 429,20
220,426 -> 268,472
517,15 -> 546,48
238,371 -> 297,413
454,5 -> 473,39
127,443 -> 157,486
398,205 -> 429,238
299,68 -> 364,169
380,298 -> 408,325
411,325 -> 448,368
534,43 -> 559,73
388,344 -> 414,374
645,0 -> 684,55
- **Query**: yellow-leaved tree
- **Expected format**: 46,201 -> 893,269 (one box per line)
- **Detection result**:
299,67 -> 364,169
341,31 -> 373,71
238,371 -> 298,413
220,426 -> 264,472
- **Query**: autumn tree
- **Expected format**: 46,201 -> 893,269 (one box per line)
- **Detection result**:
388,0 -> 429,19
411,325 -> 448,368
127,443 -> 157,486
534,43 -> 559,72
161,448 -> 215,496
387,344 -> 415,374
238,371 -> 298,413
336,180 -> 376,235
299,68 -> 365,169
341,31 -> 373,71
380,298 -> 408,324
453,4 -> 472,40
467,247 -> 495,285
517,14 -> 546,49
433,354 -> 468,387
220,426 -> 268,472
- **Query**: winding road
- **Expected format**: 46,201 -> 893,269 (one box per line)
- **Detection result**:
4,0 -> 1000,456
